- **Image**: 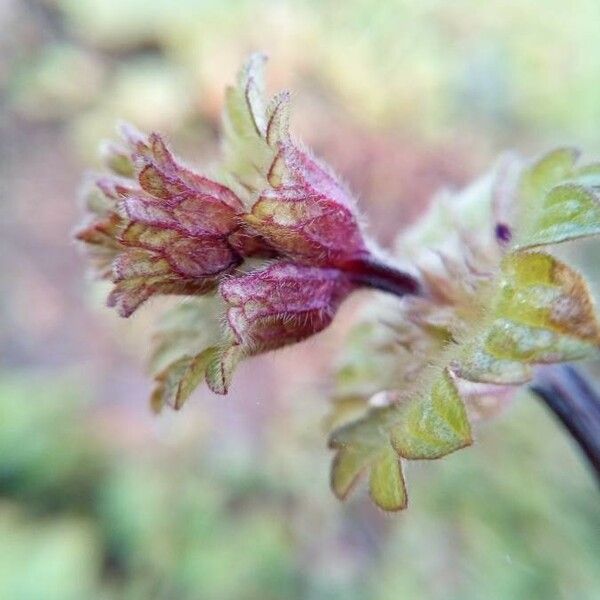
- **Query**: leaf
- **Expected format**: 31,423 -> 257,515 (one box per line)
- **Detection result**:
245,186 -> 366,265
205,345 -> 244,395
149,297 -> 224,373
458,251 -> 600,384
220,262 -> 354,354
100,140 -> 135,178
107,275 -> 216,318
151,347 -> 218,412
148,298 -> 227,409
519,148 -> 578,203
515,148 -> 600,248
329,406 -> 406,510
390,369 -> 472,460
496,252 -> 599,352
328,368 -> 470,511
516,184 -> 600,248
330,446 -> 374,500
266,91 -> 291,147
454,347 -> 533,384
220,54 -> 276,199
369,449 -> 407,511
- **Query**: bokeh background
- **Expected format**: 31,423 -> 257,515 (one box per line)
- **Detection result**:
1,1 -> 600,598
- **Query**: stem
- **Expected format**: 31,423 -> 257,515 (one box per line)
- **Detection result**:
340,256 -> 422,298
530,365 -> 600,483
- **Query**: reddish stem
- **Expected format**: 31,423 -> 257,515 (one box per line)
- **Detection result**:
340,256 -> 421,298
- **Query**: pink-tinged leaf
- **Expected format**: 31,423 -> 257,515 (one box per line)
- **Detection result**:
144,134 -> 244,210
266,91 -> 291,147
96,176 -> 134,201
226,227 -> 278,258
119,224 -> 239,279
137,163 -> 188,199
120,195 -> 174,230
100,140 -> 135,178
220,262 -> 356,354
246,187 -> 367,266
118,222 -> 179,250
105,218 -> 241,316
276,142 -> 354,207
107,275 -> 218,318
75,214 -> 123,250
121,191 -> 240,238
77,125 -> 255,318
112,250 -> 172,281
118,124 -> 244,212
164,237 -> 240,279
74,214 -> 124,278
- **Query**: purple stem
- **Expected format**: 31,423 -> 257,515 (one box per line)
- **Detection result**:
340,256 -> 421,298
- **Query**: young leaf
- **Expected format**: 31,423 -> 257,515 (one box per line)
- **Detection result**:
368,449 -> 407,511
151,347 -> 218,412
329,368 -> 471,509
329,406 -> 407,511
204,345 -> 244,396
220,262 -> 355,354
220,53 -> 278,199
514,148 -> 600,248
390,369 -> 472,459
459,252 -> 600,384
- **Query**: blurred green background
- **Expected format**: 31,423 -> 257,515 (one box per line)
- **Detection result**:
1,1 -> 599,598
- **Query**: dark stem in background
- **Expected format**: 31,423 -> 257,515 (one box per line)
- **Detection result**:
531,365 -> 600,483
352,261 -> 600,483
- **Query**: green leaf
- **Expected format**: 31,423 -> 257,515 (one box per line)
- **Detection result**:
391,369 -> 472,460
519,148 -> 578,203
205,345 -> 244,395
329,369 -> 470,510
495,252 -> 599,354
175,349 -> 218,405
265,91 -> 291,147
458,251 -> 600,384
330,446 -> 375,500
148,298 -> 227,411
329,405 -> 406,510
326,146 -> 600,513
369,449 -> 407,511
151,347 -> 218,412
220,54 -> 277,200
516,184 -> 600,248
515,148 -> 600,248
454,347 -> 532,384
149,297 -> 224,374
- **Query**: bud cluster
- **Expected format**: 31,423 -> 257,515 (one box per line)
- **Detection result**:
76,55 -> 419,401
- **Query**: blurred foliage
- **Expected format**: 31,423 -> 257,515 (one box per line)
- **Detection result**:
6,0 -> 600,150
0,371 -> 598,599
